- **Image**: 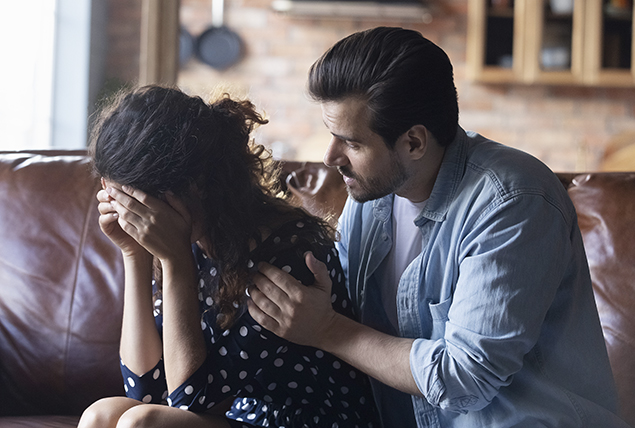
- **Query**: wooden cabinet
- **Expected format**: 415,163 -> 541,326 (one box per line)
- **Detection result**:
467,0 -> 635,86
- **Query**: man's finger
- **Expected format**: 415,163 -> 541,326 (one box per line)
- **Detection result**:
246,288 -> 282,332
256,262 -> 302,296
304,252 -> 332,292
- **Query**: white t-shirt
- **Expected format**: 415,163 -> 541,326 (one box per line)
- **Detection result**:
378,195 -> 427,331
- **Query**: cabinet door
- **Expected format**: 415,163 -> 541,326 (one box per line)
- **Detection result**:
467,0 -> 527,83
523,0 -> 585,84
584,0 -> 635,86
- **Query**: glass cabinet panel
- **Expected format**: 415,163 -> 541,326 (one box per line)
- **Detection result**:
541,0 -> 574,71
485,0 -> 515,68
601,0 -> 633,70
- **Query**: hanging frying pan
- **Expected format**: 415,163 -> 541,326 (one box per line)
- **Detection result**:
180,27 -> 195,66
196,0 -> 243,70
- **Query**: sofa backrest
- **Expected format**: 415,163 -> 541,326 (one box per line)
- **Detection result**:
1,151 -> 633,425
0,151 -> 125,416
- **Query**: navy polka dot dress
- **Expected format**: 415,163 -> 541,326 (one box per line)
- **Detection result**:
120,220 -> 379,427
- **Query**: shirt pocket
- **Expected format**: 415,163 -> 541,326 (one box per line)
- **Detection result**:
428,297 -> 452,340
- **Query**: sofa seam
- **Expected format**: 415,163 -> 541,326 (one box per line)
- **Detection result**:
61,165 -> 98,398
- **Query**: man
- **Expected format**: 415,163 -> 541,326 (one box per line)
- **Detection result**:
248,27 -> 628,427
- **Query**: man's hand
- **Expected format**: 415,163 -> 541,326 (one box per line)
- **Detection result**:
248,252 -> 338,348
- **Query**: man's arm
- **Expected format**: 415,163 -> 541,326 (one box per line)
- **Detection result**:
247,252 -> 422,397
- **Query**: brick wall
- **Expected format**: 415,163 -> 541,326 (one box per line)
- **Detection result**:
105,0 -> 635,171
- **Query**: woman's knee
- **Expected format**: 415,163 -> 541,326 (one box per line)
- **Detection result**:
78,397 -> 142,428
116,405 -> 164,428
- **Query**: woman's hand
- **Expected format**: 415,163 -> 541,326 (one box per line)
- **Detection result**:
97,187 -> 147,259
106,185 -> 193,265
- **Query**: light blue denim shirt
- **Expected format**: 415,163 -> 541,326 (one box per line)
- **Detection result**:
336,128 -> 628,428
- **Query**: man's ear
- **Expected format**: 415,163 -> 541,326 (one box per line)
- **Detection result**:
397,125 -> 429,161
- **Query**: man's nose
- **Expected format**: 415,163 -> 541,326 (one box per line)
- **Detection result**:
323,137 -> 347,168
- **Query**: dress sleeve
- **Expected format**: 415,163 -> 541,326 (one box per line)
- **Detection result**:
120,359 -> 168,405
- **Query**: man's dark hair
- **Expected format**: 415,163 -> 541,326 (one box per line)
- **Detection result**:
308,27 -> 459,147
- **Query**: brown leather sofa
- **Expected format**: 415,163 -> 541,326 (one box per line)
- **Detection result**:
0,151 -> 634,427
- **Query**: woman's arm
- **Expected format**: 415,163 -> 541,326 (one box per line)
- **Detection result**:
106,185 -> 207,394
97,186 -> 163,375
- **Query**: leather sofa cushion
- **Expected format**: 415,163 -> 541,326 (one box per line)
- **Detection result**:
0,151 -> 125,416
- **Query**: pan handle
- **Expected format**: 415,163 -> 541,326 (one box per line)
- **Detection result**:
212,0 -> 224,27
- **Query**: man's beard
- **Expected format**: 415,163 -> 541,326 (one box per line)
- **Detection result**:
338,155 -> 408,203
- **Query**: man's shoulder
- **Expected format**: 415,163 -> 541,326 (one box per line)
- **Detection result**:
462,132 -> 564,200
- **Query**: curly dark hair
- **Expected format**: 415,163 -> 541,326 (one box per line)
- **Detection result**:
89,85 -> 334,328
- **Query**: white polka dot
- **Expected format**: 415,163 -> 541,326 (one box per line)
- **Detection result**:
206,297 -> 214,306
162,390 -> 168,399
311,368 -> 318,375
247,259 -> 254,268
179,405 -> 188,410
306,386 -> 314,393
325,399 -> 332,407
220,370 -> 228,379
142,394 -> 152,403
252,324 -> 262,332
331,294 -> 337,303
341,386 -> 349,394
210,267 -> 217,276
342,300 -> 348,308
199,396 -> 206,405
260,350 -> 268,359
333,361 -> 341,369
240,326 -> 248,337
288,381 -> 298,389
222,385 -> 231,393
331,269 -> 336,277
294,364 -> 304,371
274,358 -> 284,367
239,371 -> 248,379
247,413 -> 257,420
316,350 -> 324,358
269,256 -> 277,264
240,351 -> 249,359
285,397 -> 293,406
329,376 -> 335,384
314,416 -> 320,423
207,401 -> 216,409
184,385 -> 194,395
327,254 -> 331,263
124,384 -> 128,393
199,279 -> 205,288
282,265 -> 292,273
223,329 -> 230,336
208,374 -> 214,383
245,385 -> 254,393
152,369 -> 160,380
264,395 -> 273,402
273,236 -> 281,244
360,396 -> 366,404
297,221 -> 305,228
219,347 -> 228,356
127,377 -> 135,387
349,370 -> 357,379
341,401 -> 349,408
268,383 -> 277,390
201,321 -> 207,330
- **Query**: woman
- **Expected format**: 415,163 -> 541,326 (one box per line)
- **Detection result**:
78,86 -> 378,428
